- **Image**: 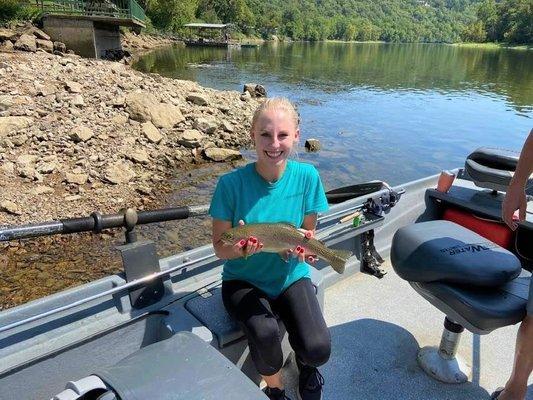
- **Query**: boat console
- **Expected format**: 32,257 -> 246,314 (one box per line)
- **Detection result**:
391,147 -> 532,383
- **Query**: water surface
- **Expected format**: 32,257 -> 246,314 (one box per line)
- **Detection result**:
134,42 -> 533,188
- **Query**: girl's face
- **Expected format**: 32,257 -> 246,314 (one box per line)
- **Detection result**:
252,108 -> 299,167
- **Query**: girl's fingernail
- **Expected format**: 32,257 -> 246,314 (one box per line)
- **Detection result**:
259,243 -> 264,248
251,237 -> 257,244
239,239 -> 246,246
295,246 -> 302,252
299,248 -> 305,254
305,231 -> 312,239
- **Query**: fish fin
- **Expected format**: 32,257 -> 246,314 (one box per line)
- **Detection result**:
330,249 -> 352,274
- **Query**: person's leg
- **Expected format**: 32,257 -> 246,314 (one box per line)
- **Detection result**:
497,275 -> 533,400
274,278 -> 331,399
221,280 -> 286,391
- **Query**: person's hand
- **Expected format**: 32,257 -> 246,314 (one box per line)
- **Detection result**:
502,182 -> 527,230
233,220 -> 263,258
279,229 -> 318,264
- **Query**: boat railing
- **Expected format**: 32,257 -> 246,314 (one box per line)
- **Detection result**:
0,184 -> 405,334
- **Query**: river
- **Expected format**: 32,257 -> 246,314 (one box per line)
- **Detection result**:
134,42 -> 533,187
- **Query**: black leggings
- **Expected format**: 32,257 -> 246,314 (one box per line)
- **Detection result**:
222,278 -> 331,376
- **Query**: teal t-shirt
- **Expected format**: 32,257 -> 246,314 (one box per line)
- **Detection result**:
209,160 -> 329,298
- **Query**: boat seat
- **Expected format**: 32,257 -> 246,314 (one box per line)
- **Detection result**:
53,331 -> 267,400
465,147 -> 533,192
391,219 -> 529,383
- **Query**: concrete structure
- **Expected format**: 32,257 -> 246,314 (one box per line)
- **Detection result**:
43,16 -> 122,58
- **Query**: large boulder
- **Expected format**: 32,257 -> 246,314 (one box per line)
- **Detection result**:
14,34 -> 36,52
204,147 -> 242,162
125,92 -> 184,129
0,29 -> 17,42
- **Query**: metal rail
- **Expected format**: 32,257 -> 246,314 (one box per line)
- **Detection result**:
0,252 -> 215,334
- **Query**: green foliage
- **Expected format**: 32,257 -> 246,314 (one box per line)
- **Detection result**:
0,0 -> 39,23
462,20 -> 487,41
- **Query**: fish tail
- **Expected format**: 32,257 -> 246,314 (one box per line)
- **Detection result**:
330,249 -> 352,274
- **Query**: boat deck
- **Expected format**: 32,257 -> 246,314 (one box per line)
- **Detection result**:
281,261 -> 533,400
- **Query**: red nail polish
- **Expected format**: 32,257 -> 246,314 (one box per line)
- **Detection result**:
295,246 -> 302,252
305,231 -> 312,239
239,239 -> 246,246
251,237 -> 257,244
299,248 -> 305,254
307,256 -> 314,262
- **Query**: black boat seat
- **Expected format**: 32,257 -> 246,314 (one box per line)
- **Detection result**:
391,220 -> 527,334
391,219 -> 530,383
392,220 -> 521,287
465,147 -> 533,192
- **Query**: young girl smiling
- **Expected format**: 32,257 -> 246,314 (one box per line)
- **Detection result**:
210,98 -> 330,400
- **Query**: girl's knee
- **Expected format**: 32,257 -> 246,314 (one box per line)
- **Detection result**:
298,338 -> 331,367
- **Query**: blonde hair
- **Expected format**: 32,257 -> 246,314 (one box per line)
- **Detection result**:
250,97 -> 300,133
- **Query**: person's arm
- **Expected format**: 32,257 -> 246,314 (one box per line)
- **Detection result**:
212,219 -> 262,260
502,129 -> 533,230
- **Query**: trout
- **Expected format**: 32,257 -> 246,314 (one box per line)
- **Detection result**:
220,223 -> 352,274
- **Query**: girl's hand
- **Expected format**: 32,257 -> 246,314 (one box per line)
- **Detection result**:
233,220 -> 264,258
279,229 -> 318,264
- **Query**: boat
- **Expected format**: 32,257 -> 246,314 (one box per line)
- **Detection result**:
0,147 -> 531,399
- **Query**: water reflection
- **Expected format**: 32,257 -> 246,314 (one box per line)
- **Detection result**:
134,42 -> 532,187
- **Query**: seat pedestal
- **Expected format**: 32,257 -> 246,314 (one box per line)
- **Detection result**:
417,318 -> 470,383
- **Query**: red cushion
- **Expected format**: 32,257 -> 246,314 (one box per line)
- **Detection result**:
442,207 -> 514,250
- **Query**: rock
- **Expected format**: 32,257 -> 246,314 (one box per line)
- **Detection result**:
36,85 -> 56,96
220,120 -> 234,132
0,29 -> 17,42
0,40 -> 14,51
14,34 -> 37,52
0,95 -> 13,111
204,147 -> 242,162
125,92 -> 185,129
11,133 -> 28,146
141,121 -> 163,143
65,81 -> 82,93
304,138 -> 321,152
0,116 -> 33,138
32,185 -> 54,195
193,117 -> 218,134
0,201 -> 21,215
37,161 -> 57,174
65,195 -> 82,201
65,172 -> 88,185
1,162 -> 15,175
178,129 -> 204,148
240,91 -> 252,101
70,94 -> 84,107
243,83 -> 267,98
127,149 -> 150,164
70,125 -> 93,142
53,41 -> 66,53
186,94 -> 209,106
16,154 -> 38,167
104,161 -> 135,184
36,39 -> 54,53
29,27 -> 51,41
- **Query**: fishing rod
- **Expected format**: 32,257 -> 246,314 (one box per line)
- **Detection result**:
0,181 -> 402,243
0,205 -> 210,242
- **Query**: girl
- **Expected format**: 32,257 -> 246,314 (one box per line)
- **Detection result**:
210,98 -> 330,400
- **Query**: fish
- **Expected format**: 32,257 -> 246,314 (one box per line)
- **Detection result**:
220,223 -> 352,274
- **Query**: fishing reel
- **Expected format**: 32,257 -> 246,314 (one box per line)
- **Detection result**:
364,182 -> 401,216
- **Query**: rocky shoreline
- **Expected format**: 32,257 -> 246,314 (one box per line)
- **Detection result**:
0,28 -> 263,227
0,25 -> 268,309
